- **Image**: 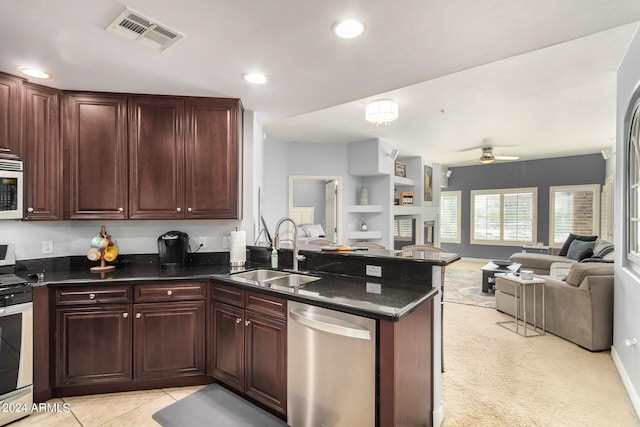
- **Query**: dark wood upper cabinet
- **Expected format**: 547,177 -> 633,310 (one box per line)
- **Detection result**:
128,96 -> 242,220
64,93 -> 128,219
185,98 -> 242,219
128,96 -> 185,219
23,83 -> 62,220
0,73 -> 24,155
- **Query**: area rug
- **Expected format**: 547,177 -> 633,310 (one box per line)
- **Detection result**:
443,264 -> 495,308
152,384 -> 288,427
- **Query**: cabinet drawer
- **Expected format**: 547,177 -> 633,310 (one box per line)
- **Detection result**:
134,282 -> 206,303
56,285 -> 132,305
245,291 -> 287,319
212,283 -> 245,307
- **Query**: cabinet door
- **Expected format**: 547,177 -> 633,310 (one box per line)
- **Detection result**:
128,96 -> 184,219
244,311 -> 287,414
185,98 -> 241,219
133,301 -> 205,380
56,305 -> 132,386
211,301 -> 244,392
23,83 -> 61,220
0,73 -> 23,155
65,93 -> 128,219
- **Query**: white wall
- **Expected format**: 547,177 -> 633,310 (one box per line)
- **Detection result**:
0,110 -> 257,261
615,23 -> 640,417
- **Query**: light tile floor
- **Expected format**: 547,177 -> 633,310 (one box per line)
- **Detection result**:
10,385 -> 206,427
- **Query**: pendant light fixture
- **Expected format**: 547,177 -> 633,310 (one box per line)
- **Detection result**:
365,99 -> 399,126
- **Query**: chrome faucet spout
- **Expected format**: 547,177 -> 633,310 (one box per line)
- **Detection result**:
274,217 -> 305,271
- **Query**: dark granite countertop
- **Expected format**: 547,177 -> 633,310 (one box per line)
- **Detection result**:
19,246 -> 457,321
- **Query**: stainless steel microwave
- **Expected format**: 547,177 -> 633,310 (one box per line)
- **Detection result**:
0,158 -> 23,220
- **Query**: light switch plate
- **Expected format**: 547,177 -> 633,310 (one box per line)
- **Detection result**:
365,265 -> 382,277
42,240 -> 54,254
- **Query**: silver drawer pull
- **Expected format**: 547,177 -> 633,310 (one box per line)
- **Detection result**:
118,207 -> 124,212
245,320 -> 250,326
167,290 -> 173,296
89,293 -> 96,299
176,207 -> 181,212
122,313 -> 128,318
187,207 -> 192,212
236,318 -> 241,324
27,207 -> 34,213
136,313 -> 141,319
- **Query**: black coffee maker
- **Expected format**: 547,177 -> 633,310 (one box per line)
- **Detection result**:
158,231 -> 189,268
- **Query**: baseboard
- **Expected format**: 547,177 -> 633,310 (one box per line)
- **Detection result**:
433,400 -> 444,427
611,345 -> 640,419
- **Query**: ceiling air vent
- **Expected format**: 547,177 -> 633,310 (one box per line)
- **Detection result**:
107,8 -> 184,51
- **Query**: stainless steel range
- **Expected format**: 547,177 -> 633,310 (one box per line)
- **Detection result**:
0,251 -> 33,426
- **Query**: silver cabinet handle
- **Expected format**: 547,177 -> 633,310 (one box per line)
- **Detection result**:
289,308 -> 372,340
167,290 -> 173,296
176,207 -> 181,212
136,313 -> 141,319
118,207 -> 124,212
27,207 -> 34,213
245,320 -> 250,326
187,207 -> 192,212
236,318 -> 241,324
122,313 -> 128,318
89,293 -> 96,299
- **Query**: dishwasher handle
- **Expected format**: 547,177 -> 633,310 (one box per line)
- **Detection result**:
289,308 -> 372,340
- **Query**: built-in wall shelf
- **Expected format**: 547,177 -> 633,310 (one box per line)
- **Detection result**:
346,205 -> 383,213
392,176 -> 414,186
346,231 -> 383,239
393,206 -> 427,216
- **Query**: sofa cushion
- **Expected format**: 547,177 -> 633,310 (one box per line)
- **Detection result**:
592,241 -> 614,259
559,233 -> 598,257
565,262 -> 614,287
566,239 -> 595,260
509,252 -> 576,274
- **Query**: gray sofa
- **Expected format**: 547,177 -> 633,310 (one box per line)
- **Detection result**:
496,239 -> 614,351
508,238 -> 614,275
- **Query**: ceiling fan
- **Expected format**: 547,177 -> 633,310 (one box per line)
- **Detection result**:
478,146 -> 520,164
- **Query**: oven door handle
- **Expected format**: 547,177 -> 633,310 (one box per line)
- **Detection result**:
0,301 -> 33,316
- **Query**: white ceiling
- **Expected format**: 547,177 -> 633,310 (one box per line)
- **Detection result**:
2,1 -> 640,166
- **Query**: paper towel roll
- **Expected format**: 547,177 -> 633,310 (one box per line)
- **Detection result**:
230,230 -> 246,266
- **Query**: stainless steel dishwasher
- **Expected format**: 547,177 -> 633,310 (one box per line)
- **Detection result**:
287,301 -> 376,427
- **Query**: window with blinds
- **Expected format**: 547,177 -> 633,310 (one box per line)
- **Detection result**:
549,185 -> 600,246
440,191 -> 461,243
470,188 -> 537,245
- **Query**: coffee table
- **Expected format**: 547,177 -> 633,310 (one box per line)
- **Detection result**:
481,261 -> 521,293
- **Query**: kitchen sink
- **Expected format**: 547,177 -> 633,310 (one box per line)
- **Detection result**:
261,273 -> 320,288
229,269 -> 320,288
231,269 -> 289,282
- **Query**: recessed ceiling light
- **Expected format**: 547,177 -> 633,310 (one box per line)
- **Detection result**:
18,67 -> 50,79
243,72 -> 267,84
333,19 -> 365,39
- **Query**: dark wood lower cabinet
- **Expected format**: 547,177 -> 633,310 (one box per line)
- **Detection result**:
244,311 -> 287,413
53,283 -> 209,394
211,285 -> 287,415
56,305 -> 132,386
211,301 -> 245,391
134,301 -> 205,380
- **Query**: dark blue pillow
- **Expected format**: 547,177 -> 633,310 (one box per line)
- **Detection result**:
559,233 -> 598,257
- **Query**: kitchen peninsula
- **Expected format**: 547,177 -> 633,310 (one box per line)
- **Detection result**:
28,245 -> 458,426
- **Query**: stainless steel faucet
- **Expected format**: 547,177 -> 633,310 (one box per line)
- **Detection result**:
273,217 -> 306,271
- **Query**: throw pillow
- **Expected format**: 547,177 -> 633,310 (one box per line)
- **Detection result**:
558,233 -> 598,257
566,239 -> 595,260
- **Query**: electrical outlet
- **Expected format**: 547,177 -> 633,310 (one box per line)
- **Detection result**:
198,237 -> 207,249
365,265 -> 382,277
222,236 -> 230,249
42,240 -> 54,254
